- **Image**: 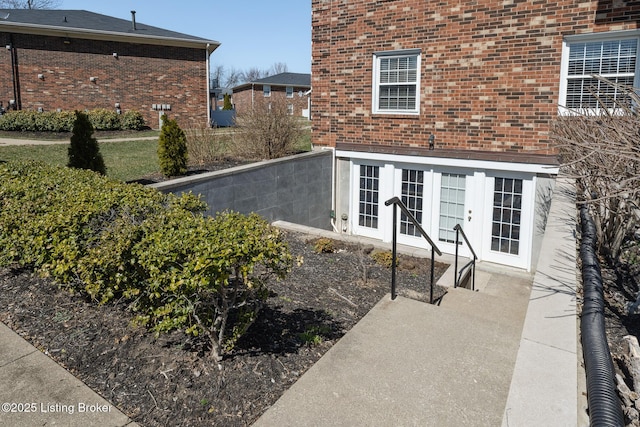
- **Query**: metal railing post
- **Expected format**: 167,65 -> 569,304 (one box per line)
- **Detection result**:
391,203 -> 397,300
430,246 -> 435,304
472,262 -> 476,291
385,197 -> 442,303
454,227 -> 459,288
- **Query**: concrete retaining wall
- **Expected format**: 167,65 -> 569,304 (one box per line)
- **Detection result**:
149,150 -> 333,230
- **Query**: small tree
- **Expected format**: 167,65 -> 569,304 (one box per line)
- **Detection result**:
234,97 -> 302,159
158,116 -> 188,177
222,93 -> 233,110
67,110 -> 106,175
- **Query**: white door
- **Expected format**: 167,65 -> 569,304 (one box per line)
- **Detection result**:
481,174 -> 534,269
394,166 -> 433,247
351,162 -> 390,240
432,171 -> 476,257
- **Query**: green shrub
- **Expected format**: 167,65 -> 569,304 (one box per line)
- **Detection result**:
120,110 -> 146,130
223,93 -> 233,110
68,111 -> 106,175
87,108 -> 120,131
0,109 -> 146,132
0,161 -> 292,360
158,116 -> 188,177
0,110 -> 37,131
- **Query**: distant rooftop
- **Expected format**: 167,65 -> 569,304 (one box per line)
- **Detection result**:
233,73 -> 311,91
0,9 -> 219,49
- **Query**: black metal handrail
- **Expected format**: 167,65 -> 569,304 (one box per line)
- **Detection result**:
453,224 -> 477,290
384,197 -> 442,303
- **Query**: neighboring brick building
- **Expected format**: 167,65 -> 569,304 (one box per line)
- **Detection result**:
0,9 -> 219,129
312,0 -> 640,270
232,72 -> 311,118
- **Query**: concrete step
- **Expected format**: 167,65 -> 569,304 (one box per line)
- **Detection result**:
436,270 -> 532,330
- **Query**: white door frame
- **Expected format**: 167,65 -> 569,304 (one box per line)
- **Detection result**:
393,164 -> 434,248
350,160 -> 393,240
480,171 -> 536,270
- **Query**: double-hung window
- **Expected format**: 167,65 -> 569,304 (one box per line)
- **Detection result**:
286,86 -> 294,98
372,49 -> 421,114
561,35 -> 639,111
263,85 -> 271,97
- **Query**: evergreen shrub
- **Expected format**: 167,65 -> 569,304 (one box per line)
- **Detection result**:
0,161 -> 292,360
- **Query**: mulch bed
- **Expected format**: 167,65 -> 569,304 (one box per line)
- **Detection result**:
0,231 -> 448,426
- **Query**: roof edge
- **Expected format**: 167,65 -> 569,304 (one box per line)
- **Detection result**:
0,21 -> 220,51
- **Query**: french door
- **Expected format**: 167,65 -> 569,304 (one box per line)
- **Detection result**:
481,174 -> 534,269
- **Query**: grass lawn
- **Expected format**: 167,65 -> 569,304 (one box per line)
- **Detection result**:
0,139 -> 159,182
0,127 -> 312,182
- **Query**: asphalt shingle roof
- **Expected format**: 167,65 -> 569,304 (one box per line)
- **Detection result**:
253,73 -> 311,87
0,9 -> 217,45
232,73 -> 311,91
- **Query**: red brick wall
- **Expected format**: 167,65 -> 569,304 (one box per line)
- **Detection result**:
311,0 -> 640,159
232,84 -> 309,116
0,32 -> 209,129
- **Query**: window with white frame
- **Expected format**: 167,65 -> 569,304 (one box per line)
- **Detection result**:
372,49 -> 421,114
287,103 -> 294,115
561,36 -> 639,110
263,85 -> 271,97
358,165 -> 380,229
400,169 -> 424,237
286,86 -> 294,98
439,173 -> 466,244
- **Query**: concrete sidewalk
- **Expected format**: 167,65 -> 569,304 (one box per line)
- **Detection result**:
0,323 -> 137,427
253,272 -> 532,427
0,136 -> 157,146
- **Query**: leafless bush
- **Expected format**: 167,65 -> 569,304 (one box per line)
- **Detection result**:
552,76 -> 640,259
233,97 -> 302,160
184,124 -> 231,166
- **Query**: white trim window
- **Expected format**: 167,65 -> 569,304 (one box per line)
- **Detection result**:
287,103 -> 294,115
372,49 -> 421,114
400,169 -> 424,237
438,173 -> 466,244
560,35 -> 639,110
491,177 -> 523,255
263,85 -> 271,97
286,86 -> 294,98
358,165 -> 380,230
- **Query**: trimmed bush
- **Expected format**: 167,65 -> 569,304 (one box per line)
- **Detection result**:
158,116 -> 188,177
68,111 -> 106,175
0,161 -> 292,360
87,108 -> 120,131
0,108 -> 146,132
120,110 -> 146,130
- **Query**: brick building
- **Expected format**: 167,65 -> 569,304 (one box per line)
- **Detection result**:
0,9 -> 219,129
232,72 -> 311,118
312,0 -> 640,270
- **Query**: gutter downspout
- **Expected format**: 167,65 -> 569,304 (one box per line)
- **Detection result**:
330,147 -> 339,233
8,35 -> 20,110
251,83 -> 254,109
206,43 -> 211,127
